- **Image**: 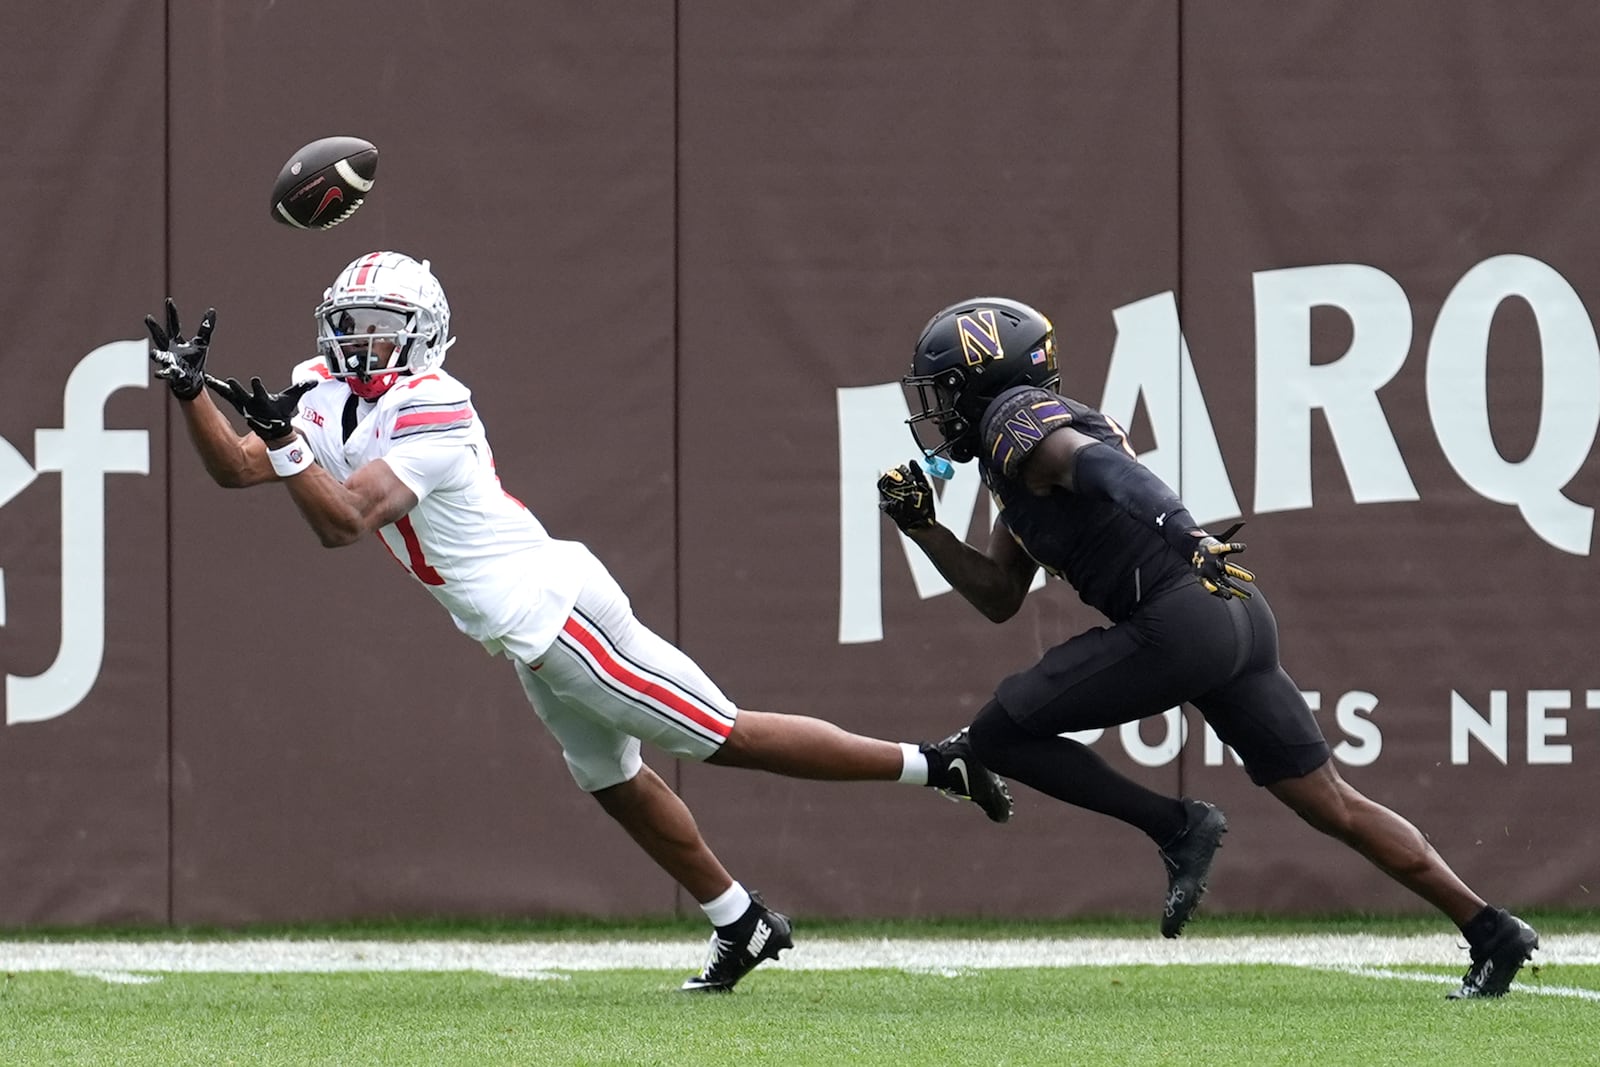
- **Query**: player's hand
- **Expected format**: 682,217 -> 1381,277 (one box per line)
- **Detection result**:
144,298 -> 215,401
878,460 -> 936,532
1192,533 -> 1254,599
207,375 -> 315,442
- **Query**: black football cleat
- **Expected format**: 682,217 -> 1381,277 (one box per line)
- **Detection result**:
1159,798 -> 1228,938
680,892 -> 794,993
1448,910 -> 1539,999
924,727 -> 1014,824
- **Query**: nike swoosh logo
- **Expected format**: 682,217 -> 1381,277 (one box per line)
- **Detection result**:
947,757 -> 969,796
309,187 -> 344,223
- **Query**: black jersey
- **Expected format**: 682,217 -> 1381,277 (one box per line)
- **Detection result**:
979,386 -> 1189,621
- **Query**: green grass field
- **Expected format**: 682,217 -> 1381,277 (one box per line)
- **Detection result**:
3,915 -> 1597,1066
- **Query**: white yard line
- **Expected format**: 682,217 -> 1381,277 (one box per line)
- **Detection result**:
1327,966 -> 1600,1002
3,933 -> 1597,973
66,970 -> 163,985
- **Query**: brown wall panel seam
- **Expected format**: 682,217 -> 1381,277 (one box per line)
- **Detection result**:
670,0 -> 686,921
161,0 -> 175,929
1174,0 -> 1187,801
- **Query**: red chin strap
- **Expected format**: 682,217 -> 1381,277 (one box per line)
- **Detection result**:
348,371 -> 400,400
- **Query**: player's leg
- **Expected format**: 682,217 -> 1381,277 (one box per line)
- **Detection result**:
1267,761 -> 1483,918
515,659 -> 728,894
589,765 -> 796,993
968,700 -> 1226,937
709,707 -> 899,778
1265,761 -> 1538,997
968,593 -> 1239,841
711,711 -> 1011,822
590,762 -> 733,900
1195,591 -> 1478,917
513,659 -> 791,992
536,564 -> 1010,820
968,699 -> 1189,841
965,593 -> 1238,934
1197,592 -> 1537,996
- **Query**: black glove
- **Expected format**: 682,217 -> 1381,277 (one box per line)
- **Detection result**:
207,376 -> 316,442
1191,524 -> 1255,599
877,460 -> 937,532
144,298 -> 215,401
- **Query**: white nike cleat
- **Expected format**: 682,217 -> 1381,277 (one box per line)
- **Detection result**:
680,892 -> 794,993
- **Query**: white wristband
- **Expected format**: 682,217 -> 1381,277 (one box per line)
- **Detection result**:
267,435 -> 316,478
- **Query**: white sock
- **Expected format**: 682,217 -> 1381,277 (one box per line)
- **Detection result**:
898,741 -> 929,785
701,881 -> 752,928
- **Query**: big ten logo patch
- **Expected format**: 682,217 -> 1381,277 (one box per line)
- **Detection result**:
0,341 -> 149,724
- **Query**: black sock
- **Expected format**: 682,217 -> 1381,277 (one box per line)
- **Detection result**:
1158,804 -> 1203,851
1459,904 -> 1502,945
968,701 -> 1186,843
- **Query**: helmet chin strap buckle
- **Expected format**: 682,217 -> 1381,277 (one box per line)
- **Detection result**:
923,454 -> 956,480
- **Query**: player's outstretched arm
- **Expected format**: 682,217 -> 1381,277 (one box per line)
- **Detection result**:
206,375 -> 417,547
144,299 -> 275,488
174,389 -> 277,488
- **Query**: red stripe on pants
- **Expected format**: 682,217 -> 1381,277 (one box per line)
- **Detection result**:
561,616 -> 731,739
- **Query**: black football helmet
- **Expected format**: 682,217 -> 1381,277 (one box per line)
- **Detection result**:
902,297 -> 1058,462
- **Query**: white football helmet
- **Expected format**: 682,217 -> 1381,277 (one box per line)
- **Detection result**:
315,251 -> 455,399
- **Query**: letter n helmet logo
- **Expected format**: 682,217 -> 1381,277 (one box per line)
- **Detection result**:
957,309 -> 1004,367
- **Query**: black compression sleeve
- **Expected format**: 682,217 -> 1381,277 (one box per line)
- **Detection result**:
1071,441 -> 1204,559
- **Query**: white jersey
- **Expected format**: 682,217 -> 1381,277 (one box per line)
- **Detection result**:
289,357 -> 591,661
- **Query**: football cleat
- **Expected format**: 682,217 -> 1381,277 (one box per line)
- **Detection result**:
1159,798 -> 1228,938
924,727 -> 1014,824
1448,910 -> 1539,999
680,891 -> 794,993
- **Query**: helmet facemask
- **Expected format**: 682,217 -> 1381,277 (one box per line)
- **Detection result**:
904,366 -> 979,462
315,251 -> 454,400
318,304 -> 427,399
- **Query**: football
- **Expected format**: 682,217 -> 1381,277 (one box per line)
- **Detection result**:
269,136 -> 378,229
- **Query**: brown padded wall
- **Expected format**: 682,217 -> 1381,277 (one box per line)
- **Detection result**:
673,1 -> 1187,918
1175,1 -> 1600,915
162,2 -> 680,923
0,2 -> 170,925
0,1 -> 1595,926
